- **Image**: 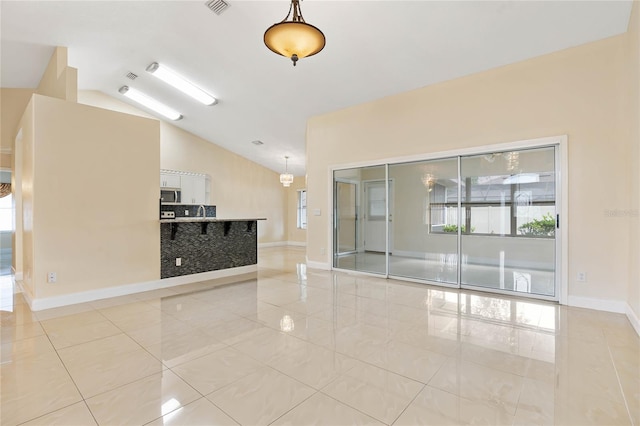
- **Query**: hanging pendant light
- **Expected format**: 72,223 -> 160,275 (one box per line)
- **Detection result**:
264,0 -> 325,66
280,156 -> 294,187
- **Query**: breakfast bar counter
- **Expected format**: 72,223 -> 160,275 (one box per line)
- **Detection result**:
160,218 -> 266,279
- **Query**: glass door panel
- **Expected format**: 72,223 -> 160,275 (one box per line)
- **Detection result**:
333,166 -> 387,275
332,144 -> 559,300
460,147 -> 556,297
336,181 -> 357,254
388,158 -> 459,283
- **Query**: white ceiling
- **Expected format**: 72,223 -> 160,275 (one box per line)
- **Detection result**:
1,1 -> 633,176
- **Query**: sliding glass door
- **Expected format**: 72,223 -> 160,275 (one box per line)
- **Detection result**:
332,144 -> 559,300
333,166 -> 387,274
460,147 -> 556,297
387,158 -> 459,284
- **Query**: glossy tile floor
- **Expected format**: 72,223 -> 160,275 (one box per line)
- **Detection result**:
1,247 -> 639,425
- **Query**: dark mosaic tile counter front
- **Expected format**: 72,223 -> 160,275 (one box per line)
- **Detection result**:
160,218 -> 265,279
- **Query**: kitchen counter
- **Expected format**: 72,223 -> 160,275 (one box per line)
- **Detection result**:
160,218 -> 264,279
159,217 -> 267,223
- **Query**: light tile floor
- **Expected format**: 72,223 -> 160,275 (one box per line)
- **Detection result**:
1,247 -> 638,425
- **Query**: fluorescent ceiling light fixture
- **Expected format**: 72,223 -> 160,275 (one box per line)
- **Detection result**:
118,86 -> 182,121
146,62 -> 217,106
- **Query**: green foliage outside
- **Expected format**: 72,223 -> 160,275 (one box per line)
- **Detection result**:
518,213 -> 556,237
442,224 -> 475,233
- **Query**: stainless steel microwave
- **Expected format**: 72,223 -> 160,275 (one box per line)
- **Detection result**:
160,188 -> 181,204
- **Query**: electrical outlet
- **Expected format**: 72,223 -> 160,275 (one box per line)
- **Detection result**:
176,258 -> 182,266
47,272 -> 57,283
577,272 -> 587,282
185,210 -> 189,216
320,248 -> 326,255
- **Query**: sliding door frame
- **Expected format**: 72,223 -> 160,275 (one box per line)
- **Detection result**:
329,135 -> 568,305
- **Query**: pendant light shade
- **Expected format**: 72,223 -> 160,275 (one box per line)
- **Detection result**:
264,0 -> 325,66
280,156 -> 294,187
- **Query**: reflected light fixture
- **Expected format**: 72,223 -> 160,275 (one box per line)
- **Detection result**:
146,62 -> 217,106
264,0 -> 325,66
422,173 -> 436,192
280,156 -> 294,187
280,315 -> 295,332
118,86 -> 183,121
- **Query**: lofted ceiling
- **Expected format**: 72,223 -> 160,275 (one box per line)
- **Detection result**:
0,1 -> 633,176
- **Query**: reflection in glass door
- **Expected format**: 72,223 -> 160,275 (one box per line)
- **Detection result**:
332,144 -> 559,300
388,158 -> 459,283
335,180 -> 357,254
460,147 -> 557,297
363,180 -> 393,253
333,166 -> 387,274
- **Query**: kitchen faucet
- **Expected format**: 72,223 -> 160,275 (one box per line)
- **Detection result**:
197,205 -> 206,217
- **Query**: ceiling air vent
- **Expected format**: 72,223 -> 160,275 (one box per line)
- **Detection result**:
205,0 -> 229,15
125,72 -> 138,80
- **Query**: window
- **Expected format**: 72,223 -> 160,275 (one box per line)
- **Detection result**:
367,183 -> 386,220
0,194 -> 12,232
297,190 -> 307,229
428,176 -> 555,237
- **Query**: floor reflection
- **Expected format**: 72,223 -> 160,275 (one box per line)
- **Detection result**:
0,246 -> 637,426
335,252 -> 555,296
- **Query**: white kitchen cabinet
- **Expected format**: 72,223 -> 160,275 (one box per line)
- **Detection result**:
180,174 -> 207,204
161,169 -> 210,204
160,173 -> 181,188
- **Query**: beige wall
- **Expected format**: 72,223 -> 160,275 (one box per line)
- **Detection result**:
1,88 -> 36,168
628,2 -> 640,320
19,94 -> 160,300
160,124 -> 286,243
36,47 -> 77,102
16,99 -> 35,297
78,91 -> 288,244
1,89 -> 34,275
286,177 -> 307,245
307,33 -> 633,305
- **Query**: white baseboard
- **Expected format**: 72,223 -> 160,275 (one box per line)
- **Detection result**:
626,303 -> 640,337
286,241 -> 307,247
392,250 -> 426,259
11,266 -> 23,281
567,295 -> 627,314
259,241 -> 306,248
27,265 -> 257,311
258,241 -> 287,248
306,260 -> 331,270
